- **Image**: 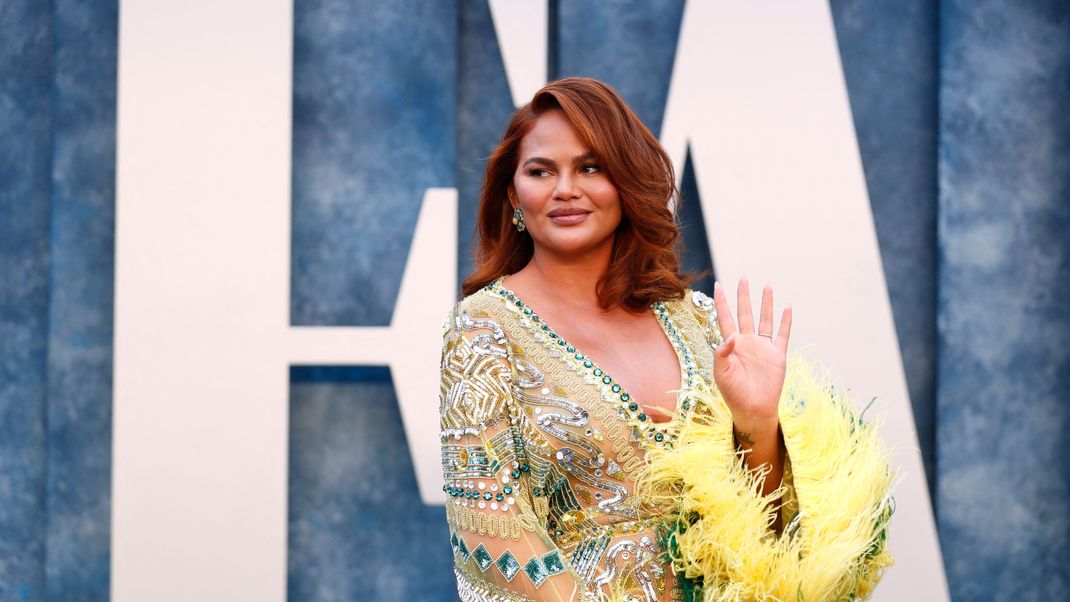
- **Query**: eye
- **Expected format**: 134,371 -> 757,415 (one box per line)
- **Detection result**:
580,163 -> 601,174
526,168 -> 550,177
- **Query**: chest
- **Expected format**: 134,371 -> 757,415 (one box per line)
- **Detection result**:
545,312 -> 683,423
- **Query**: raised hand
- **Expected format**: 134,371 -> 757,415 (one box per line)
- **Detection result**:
711,276 -> 792,445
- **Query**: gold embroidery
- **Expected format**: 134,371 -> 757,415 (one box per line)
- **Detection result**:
446,503 -> 524,541
440,288 -> 726,599
439,327 -> 514,436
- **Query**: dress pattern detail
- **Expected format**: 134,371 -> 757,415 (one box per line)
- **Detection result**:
441,278 -> 735,601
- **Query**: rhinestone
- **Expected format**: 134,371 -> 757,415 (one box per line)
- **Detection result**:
491,484 -> 498,492
473,543 -> 494,571
478,482 -> 485,490
478,501 -> 486,509
540,387 -> 550,395
497,551 -> 522,581
542,550 -> 566,575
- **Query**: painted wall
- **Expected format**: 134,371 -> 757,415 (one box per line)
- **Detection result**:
2,0 -> 1068,600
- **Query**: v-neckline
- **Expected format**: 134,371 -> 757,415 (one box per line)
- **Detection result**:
488,275 -> 699,450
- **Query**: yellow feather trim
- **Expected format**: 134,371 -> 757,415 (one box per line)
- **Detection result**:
637,355 -> 896,601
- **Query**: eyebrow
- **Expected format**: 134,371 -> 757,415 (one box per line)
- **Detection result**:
521,151 -> 596,168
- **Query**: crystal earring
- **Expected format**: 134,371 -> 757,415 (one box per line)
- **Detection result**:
511,207 -> 526,232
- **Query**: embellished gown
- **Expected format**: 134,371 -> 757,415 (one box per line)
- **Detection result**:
439,276 -> 802,601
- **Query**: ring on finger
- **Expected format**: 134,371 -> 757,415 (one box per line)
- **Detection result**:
758,333 -> 774,340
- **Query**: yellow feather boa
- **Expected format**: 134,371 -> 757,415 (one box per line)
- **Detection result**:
637,355 -> 896,601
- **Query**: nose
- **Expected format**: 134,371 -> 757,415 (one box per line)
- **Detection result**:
553,171 -> 580,200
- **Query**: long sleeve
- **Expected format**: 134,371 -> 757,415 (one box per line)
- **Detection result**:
440,304 -> 590,602
639,355 -> 894,600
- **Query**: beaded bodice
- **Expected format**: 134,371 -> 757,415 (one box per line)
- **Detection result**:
440,277 -> 724,601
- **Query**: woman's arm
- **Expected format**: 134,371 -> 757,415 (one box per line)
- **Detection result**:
440,307 -> 588,601
710,277 -> 791,496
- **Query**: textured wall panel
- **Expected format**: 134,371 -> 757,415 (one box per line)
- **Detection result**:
456,0 -> 516,282
287,0 -> 459,599
938,1 -> 1070,599
0,2 -> 52,598
291,0 -> 458,326
43,1 -> 117,598
830,0 -> 940,496
288,368 -> 454,600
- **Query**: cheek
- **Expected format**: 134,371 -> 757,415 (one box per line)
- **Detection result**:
513,178 -> 548,209
589,180 -> 622,212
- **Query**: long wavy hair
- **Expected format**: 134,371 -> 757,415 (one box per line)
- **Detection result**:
461,77 -> 696,312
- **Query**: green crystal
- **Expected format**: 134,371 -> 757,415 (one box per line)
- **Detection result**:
496,551 -> 522,581
524,556 -> 550,587
457,535 -> 470,561
472,544 -> 494,572
542,551 -> 566,575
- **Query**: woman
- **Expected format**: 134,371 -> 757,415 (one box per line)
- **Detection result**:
439,77 -> 893,601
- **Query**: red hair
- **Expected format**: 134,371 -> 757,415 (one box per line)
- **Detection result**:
461,77 -> 696,312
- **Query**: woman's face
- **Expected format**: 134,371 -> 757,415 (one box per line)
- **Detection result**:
510,109 -> 622,260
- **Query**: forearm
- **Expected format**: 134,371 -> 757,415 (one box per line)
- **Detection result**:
733,421 -> 784,497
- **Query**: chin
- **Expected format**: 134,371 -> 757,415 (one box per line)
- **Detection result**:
535,230 -> 615,257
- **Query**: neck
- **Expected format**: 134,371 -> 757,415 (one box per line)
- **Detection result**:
519,238 -> 615,311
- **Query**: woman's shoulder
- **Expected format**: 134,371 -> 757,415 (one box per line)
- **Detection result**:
665,287 -> 717,319
666,287 -> 721,343
442,278 -> 515,338
452,279 -> 507,316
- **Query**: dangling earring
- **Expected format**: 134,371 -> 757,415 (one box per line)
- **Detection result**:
511,207 -> 526,232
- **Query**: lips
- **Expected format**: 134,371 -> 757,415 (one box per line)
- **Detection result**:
548,207 -> 591,225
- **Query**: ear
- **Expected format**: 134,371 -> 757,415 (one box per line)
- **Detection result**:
507,186 -> 518,209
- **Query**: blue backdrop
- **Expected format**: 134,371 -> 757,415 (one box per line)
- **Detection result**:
2,1 -> 1068,600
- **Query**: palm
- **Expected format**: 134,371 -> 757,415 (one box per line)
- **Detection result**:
710,277 -> 792,427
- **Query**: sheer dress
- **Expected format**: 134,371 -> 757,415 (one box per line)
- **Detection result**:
439,277 -> 801,601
